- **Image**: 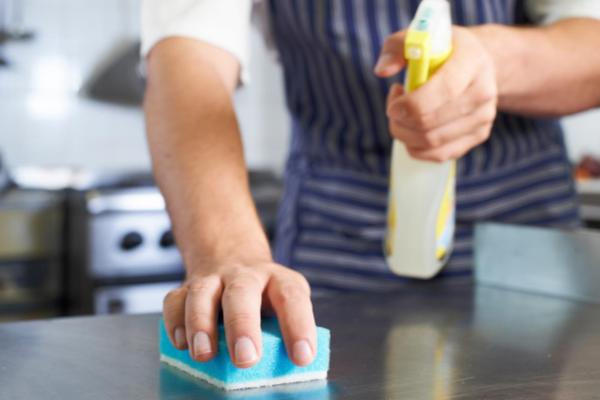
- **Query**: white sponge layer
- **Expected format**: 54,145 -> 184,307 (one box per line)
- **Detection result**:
160,355 -> 328,391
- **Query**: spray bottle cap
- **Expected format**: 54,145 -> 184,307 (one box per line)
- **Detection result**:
408,0 -> 452,59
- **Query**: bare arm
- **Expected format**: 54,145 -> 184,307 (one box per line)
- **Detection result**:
145,38 -> 315,369
476,18 -> 600,116
145,38 -> 269,271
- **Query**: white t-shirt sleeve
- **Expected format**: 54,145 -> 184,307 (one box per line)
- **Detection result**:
141,0 -> 252,83
526,0 -> 600,25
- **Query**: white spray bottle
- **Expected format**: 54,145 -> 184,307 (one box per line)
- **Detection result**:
385,0 -> 456,279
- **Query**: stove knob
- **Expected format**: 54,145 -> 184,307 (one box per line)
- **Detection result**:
107,298 -> 124,314
120,232 -> 143,251
160,230 -> 175,248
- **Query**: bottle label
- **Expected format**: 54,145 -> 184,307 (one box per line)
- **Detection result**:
435,162 -> 456,262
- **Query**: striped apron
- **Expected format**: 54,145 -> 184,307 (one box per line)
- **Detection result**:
267,0 -> 581,291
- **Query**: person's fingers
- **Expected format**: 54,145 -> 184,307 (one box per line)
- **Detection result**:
375,31 -> 408,77
184,275 -> 223,362
407,122 -> 493,162
390,101 -> 496,149
221,270 -> 267,368
387,83 -> 405,105
163,287 -> 188,350
387,29 -> 491,121
267,271 -> 316,367
388,70 -> 497,132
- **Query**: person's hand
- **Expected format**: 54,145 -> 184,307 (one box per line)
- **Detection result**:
375,27 -> 498,162
162,260 -> 316,368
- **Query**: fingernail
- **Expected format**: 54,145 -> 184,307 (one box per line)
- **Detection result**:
235,336 -> 258,365
375,53 -> 394,73
174,327 -> 186,349
293,340 -> 314,365
193,332 -> 212,358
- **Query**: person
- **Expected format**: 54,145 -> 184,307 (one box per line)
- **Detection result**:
141,0 -> 600,369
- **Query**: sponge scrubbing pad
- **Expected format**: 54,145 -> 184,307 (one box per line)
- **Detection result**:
159,318 -> 330,391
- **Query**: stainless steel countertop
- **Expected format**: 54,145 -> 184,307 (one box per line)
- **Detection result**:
1,282 -> 600,400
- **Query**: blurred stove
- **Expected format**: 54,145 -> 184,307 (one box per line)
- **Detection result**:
66,171 -> 281,315
67,186 -> 182,314
577,180 -> 600,230
0,155 -> 66,321
0,189 -> 64,320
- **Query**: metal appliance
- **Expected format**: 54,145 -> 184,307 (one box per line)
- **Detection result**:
0,187 -> 65,321
66,171 -> 282,315
475,222 -> 600,305
0,0 -> 35,66
0,155 -> 65,321
577,181 -> 600,229
67,184 -> 182,315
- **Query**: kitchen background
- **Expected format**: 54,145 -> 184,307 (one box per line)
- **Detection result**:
0,0 -> 599,321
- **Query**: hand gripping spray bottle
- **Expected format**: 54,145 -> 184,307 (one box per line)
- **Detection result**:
385,0 -> 455,279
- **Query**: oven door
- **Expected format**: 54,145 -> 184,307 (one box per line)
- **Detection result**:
93,281 -> 180,314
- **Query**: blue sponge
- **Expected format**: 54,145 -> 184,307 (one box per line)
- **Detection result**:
159,318 -> 330,391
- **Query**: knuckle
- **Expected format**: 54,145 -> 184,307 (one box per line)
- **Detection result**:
294,273 -> 311,294
223,277 -> 258,300
459,101 -> 473,117
483,106 -> 497,124
406,146 -> 421,159
452,146 -> 466,159
186,311 -> 213,327
391,126 -> 415,146
187,275 -> 222,293
274,283 -> 310,306
163,287 -> 186,306
386,105 -> 394,119
404,104 -> 435,132
388,105 -> 403,122
479,83 -> 498,103
225,265 -> 247,277
403,97 -> 421,116
225,312 -> 255,330
389,122 -> 402,140
477,128 -> 492,142
225,265 -> 268,283
441,78 -> 460,99
222,285 -> 246,301
431,151 -> 449,163
441,153 -> 454,162
422,132 -> 442,148
414,114 -> 432,131
453,149 -> 468,160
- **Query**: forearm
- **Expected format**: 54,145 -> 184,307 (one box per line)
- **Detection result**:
144,38 -> 271,272
473,18 -> 600,116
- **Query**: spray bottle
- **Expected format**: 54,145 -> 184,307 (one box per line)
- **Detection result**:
385,0 -> 455,279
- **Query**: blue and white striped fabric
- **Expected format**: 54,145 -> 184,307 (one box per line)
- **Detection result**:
268,0 -> 580,292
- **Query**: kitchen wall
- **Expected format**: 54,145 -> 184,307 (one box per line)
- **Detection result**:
0,0 -> 148,171
0,0 -> 289,174
564,111 -> 600,162
0,0 -> 598,176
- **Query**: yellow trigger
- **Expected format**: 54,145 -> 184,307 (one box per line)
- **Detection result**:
405,30 -> 453,93
405,30 -> 431,93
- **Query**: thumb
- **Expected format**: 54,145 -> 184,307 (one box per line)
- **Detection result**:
374,31 -> 408,77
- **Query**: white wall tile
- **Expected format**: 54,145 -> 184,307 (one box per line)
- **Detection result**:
0,0 -> 289,174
